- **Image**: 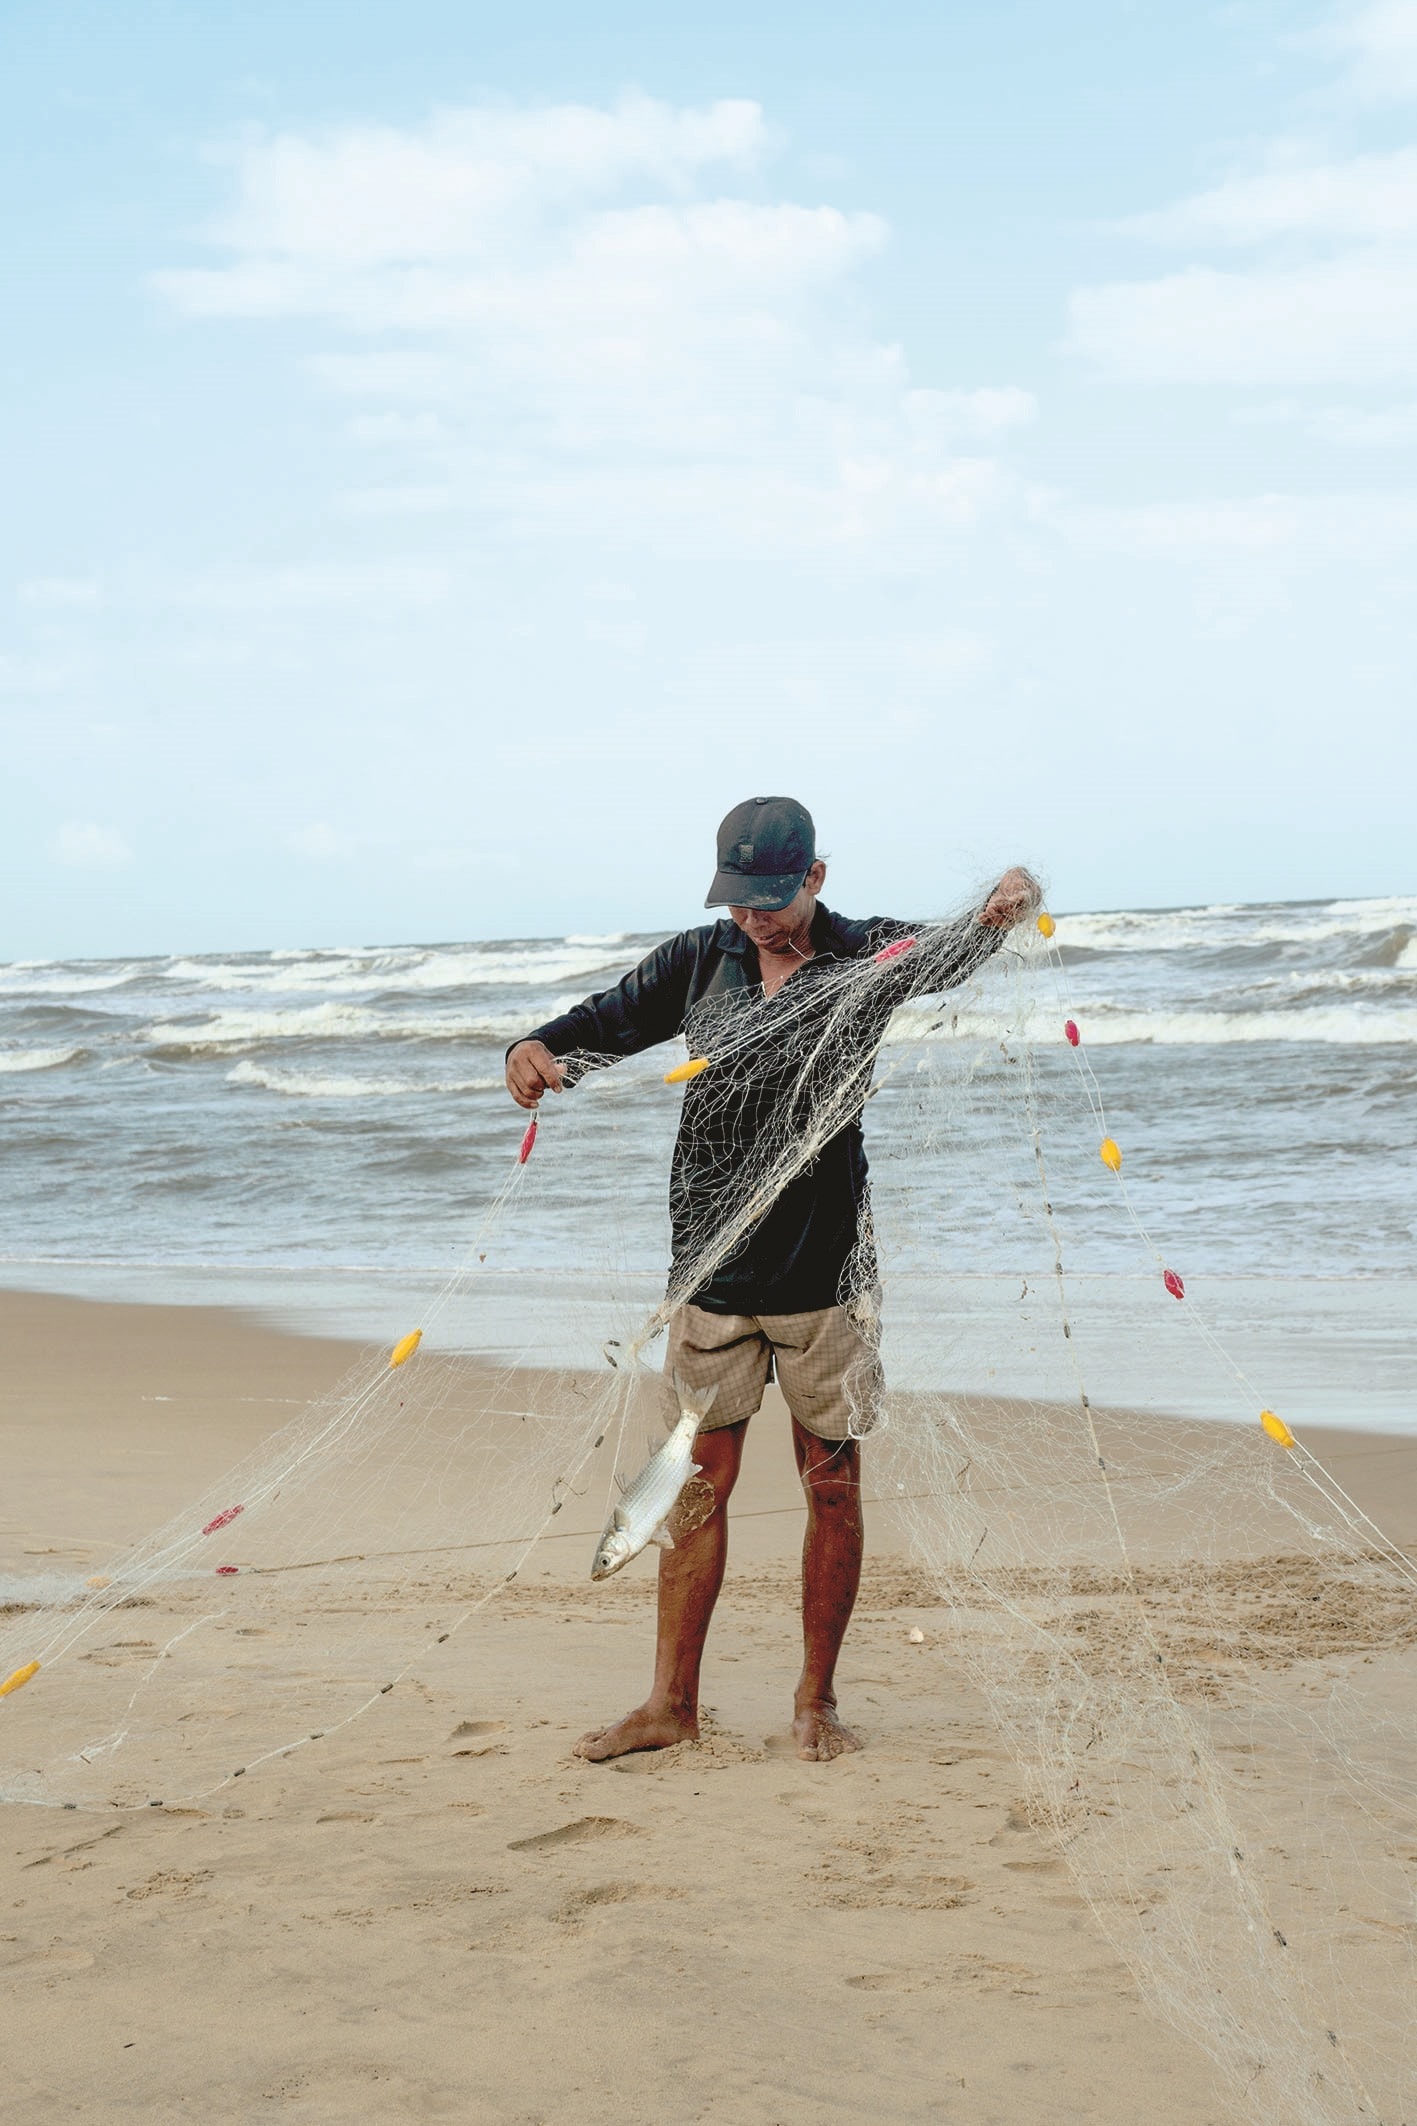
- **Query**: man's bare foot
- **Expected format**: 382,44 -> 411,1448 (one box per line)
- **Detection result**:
574,1702 -> 698,1763
793,1699 -> 861,1762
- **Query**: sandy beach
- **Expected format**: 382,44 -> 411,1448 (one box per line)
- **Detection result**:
2,1289 -> 1415,2124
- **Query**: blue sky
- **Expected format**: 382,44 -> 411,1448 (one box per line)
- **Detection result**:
4,0 -> 1416,956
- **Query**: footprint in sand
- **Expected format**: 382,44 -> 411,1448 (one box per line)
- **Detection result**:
449,1719 -> 509,1760
316,1811 -> 379,1825
508,1816 -> 641,1853
555,1882 -> 685,1920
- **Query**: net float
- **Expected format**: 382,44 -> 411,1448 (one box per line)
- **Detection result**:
664,1057 -> 711,1085
1036,912 -> 1056,938
0,1661 -> 40,1699
1260,1410 -> 1295,1450
1163,1269 -> 1185,1301
1065,1020 -> 1080,1047
1099,1138 -> 1123,1172
389,1329 -> 423,1369
873,936 -> 917,964
518,1117 -> 538,1164
202,1504 -> 245,1536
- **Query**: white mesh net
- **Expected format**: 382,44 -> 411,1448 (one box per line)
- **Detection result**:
1,908 -> 1413,2125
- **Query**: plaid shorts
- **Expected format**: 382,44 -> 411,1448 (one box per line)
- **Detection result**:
666,1299 -> 884,1442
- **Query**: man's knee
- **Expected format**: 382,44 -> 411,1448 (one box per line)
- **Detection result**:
696,1419 -> 748,1499
797,1433 -> 861,1514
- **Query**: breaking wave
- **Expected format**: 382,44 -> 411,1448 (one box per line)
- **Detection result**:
0,1045 -> 84,1074
890,1002 -> 1417,1046
226,1061 -> 505,1099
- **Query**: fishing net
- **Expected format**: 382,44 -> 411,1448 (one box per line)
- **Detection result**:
1,902 -> 1413,2125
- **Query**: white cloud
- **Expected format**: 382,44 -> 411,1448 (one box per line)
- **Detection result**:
54,821 -> 132,868
1312,1 -> 1417,103
1068,254 -> 1417,382
207,94 -> 766,270
1122,146 -> 1417,244
154,95 -> 1029,553
1070,13 -> 1417,387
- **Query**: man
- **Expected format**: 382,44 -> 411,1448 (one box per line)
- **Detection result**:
506,796 -> 1036,1762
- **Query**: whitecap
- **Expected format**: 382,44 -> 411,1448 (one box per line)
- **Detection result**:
140,998 -> 579,1053
886,1001 -> 1417,1046
226,1061 -> 505,1098
143,941 -> 629,998
0,966 -> 142,996
0,1045 -> 83,1073
1059,897 -> 1417,957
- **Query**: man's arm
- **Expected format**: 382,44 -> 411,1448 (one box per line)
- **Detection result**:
505,931 -> 700,1111
859,867 -> 1041,1009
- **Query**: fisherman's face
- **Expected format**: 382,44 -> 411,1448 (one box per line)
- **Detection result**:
730,860 -> 827,952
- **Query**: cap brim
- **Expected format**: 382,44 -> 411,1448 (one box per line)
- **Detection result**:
704,869 -> 806,912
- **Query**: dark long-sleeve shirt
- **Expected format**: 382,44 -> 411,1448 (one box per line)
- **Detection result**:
521,903 -> 1001,1314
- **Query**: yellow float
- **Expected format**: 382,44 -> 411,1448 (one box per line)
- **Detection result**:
1260,1410 -> 1295,1449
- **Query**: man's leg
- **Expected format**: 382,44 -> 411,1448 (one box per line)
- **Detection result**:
574,1419 -> 748,1762
790,1420 -> 864,1762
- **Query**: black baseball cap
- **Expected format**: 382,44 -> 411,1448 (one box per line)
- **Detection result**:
705,796 -> 817,911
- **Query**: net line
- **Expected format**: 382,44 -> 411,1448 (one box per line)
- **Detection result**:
0,904 -> 1413,2122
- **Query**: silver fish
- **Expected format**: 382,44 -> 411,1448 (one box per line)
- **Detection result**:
590,1373 -> 719,1581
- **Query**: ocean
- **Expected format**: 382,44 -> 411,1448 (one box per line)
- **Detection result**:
2,895 -> 1414,1426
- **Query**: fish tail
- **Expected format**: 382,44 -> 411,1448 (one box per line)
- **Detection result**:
672,1371 -> 720,1428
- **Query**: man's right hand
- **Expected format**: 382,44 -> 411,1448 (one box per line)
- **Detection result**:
505,1039 -> 565,1110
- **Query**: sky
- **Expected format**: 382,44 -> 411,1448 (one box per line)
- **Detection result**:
4,0 -> 1417,957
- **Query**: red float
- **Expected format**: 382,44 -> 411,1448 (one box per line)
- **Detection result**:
215,1565 -> 240,1576
519,1117 -> 538,1164
1065,1020 -> 1080,1047
202,1505 -> 244,1536
1163,1269 -> 1185,1301
873,936 -> 917,964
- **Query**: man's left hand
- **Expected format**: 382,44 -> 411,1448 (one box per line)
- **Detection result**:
979,866 -> 1041,929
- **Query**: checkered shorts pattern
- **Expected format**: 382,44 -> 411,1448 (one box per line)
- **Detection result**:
666,1300 -> 884,1442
